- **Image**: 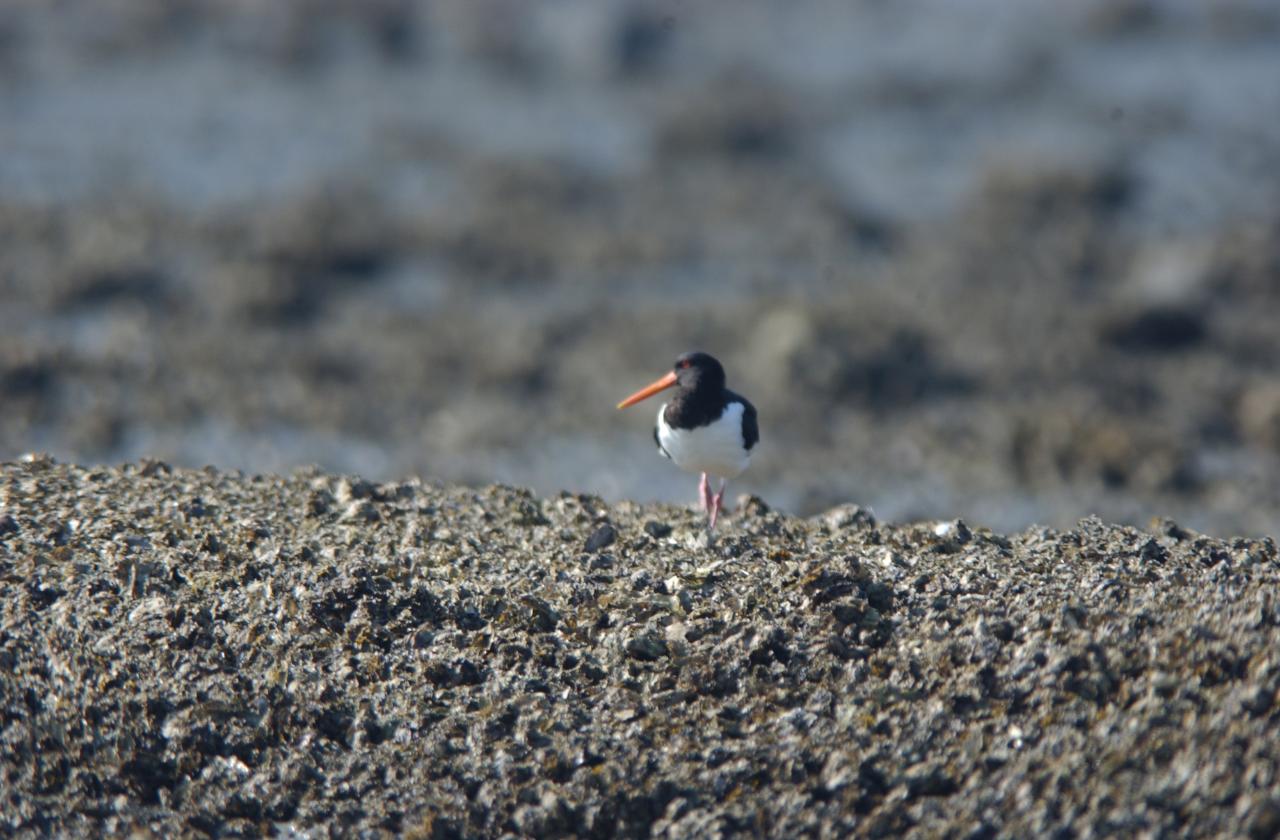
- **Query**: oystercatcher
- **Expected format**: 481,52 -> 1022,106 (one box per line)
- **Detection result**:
617,351 -> 759,530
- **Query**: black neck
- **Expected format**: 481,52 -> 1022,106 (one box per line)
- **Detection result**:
664,385 -> 731,430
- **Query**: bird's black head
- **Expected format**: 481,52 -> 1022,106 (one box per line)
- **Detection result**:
617,350 -> 731,410
673,351 -> 725,393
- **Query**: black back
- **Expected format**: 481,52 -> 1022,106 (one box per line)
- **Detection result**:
658,351 -> 759,451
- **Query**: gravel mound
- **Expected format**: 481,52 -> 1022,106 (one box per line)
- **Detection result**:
2,458 -> 1279,837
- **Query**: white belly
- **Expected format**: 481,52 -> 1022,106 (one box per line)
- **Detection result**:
656,401 -> 751,479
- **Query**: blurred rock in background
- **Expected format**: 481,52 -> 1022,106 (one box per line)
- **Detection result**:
1,0 -> 1278,534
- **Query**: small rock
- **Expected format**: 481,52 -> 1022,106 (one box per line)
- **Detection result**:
0,515 -> 18,537
675,589 -> 694,612
625,634 -> 668,661
305,490 -> 333,517
513,499 -> 549,526
643,520 -> 672,539
335,477 -> 377,502
585,523 -> 617,552
904,766 -> 959,799
138,459 -> 172,477
1249,797 -> 1280,840
1243,686 -> 1274,717
987,619 -> 1015,643
862,581 -> 895,613
1155,517 -> 1193,541
342,501 -> 380,523
1139,538 -> 1169,564
820,753 -> 852,792
933,519 -> 972,543
819,504 -> 876,531
521,596 -> 560,632
832,604 -> 864,626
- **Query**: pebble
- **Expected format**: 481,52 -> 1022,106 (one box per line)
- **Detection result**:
585,523 -> 617,552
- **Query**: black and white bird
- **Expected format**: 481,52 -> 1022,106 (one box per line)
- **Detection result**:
617,351 -> 759,530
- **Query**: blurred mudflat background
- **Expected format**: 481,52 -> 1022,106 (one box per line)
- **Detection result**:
3,0 -> 1280,534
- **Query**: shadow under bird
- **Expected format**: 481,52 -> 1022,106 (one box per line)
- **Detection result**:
617,351 -> 760,530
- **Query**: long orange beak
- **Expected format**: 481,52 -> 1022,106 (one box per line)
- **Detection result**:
617,371 -> 678,409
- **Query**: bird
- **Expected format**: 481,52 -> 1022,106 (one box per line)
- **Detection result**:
617,351 -> 759,530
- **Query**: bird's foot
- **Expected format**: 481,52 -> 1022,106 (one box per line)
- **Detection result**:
699,473 -> 712,511
707,481 -> 727,531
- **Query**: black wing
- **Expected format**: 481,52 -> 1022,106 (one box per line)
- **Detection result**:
739,397 -> 759,451
653,425 -> 671,459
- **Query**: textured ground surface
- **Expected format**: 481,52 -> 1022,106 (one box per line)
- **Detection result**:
3,458 -> 1279,838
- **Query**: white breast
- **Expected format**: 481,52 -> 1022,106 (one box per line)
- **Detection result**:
656,401 -> 751,479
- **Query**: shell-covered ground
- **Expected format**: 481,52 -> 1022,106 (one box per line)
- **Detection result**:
3,458 -> 1278,837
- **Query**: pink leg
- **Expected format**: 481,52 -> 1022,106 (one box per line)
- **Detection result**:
708,478 -> 727,530
699,472 -> 712,510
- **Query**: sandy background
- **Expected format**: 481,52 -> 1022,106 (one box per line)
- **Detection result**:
2,0 -> 1280,535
